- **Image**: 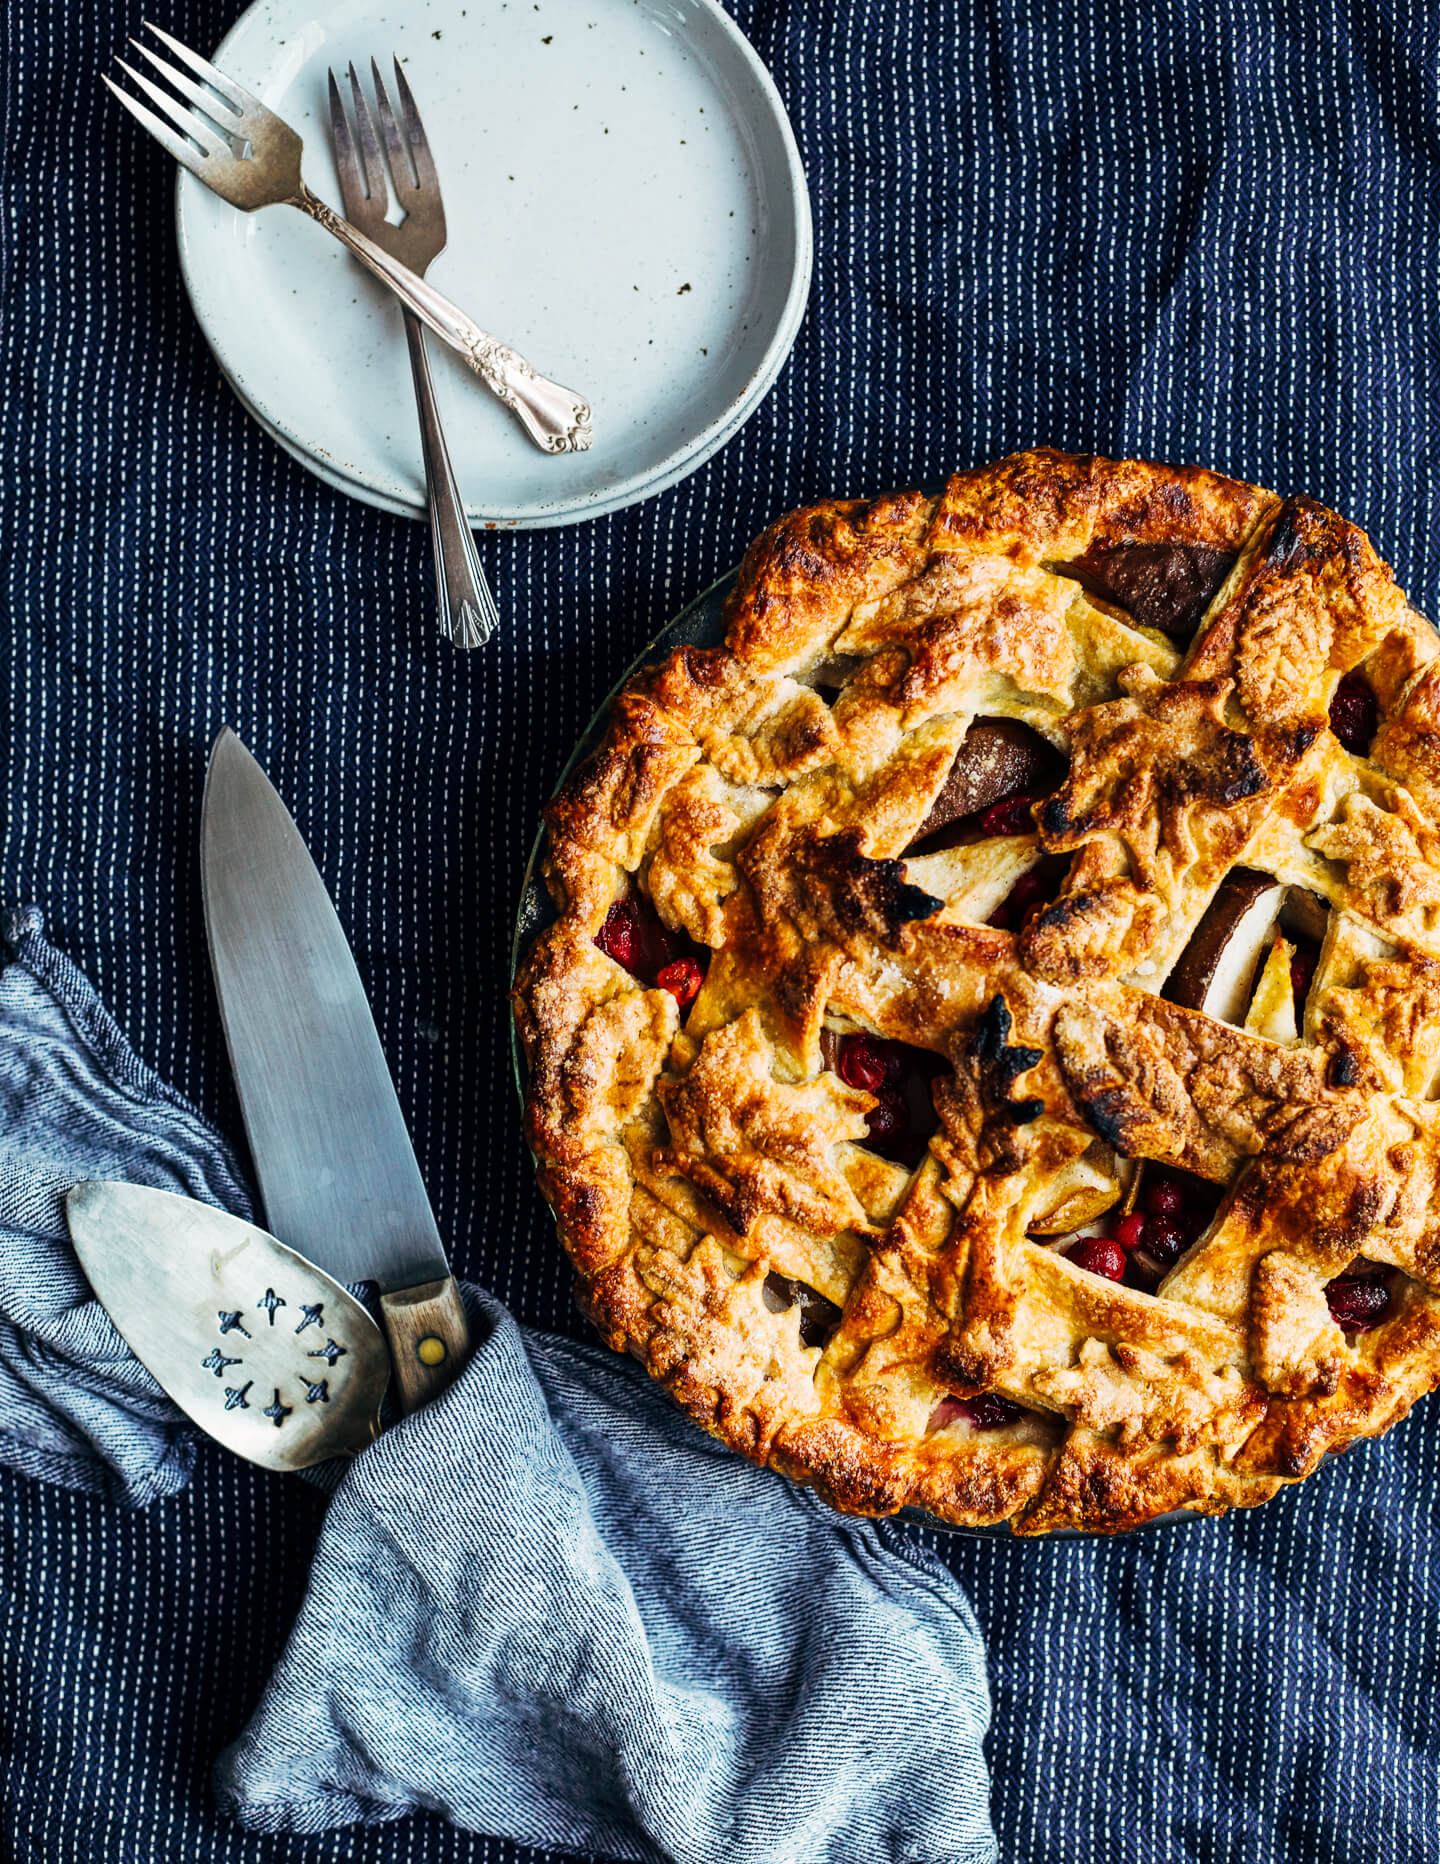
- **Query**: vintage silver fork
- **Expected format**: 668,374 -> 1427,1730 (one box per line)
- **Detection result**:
329,60 -> 496,648
105,24 -> 592,457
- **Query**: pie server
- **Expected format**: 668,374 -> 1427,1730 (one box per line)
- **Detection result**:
65,1181 -> 389,1472
201,725 -> 472,1415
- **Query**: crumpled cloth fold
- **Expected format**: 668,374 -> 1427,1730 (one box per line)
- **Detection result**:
0,907 -> 996,1864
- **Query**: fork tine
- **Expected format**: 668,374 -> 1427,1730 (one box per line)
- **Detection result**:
102,74 -> 210,180
141,21 -> 253,116
385,56 -> 439,195
367,58 -> 412,192
327,69 -> 365,212
346,62 -> 389,204
112,58 -> 230,159
129,36 -> 243,126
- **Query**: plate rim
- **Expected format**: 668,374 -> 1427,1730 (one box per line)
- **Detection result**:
173,0 -> 814,529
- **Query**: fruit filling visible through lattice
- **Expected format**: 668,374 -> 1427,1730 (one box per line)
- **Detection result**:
518,455 -> 1440,1532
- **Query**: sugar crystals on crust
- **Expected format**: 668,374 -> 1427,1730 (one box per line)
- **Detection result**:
514,449 -> 1440,1534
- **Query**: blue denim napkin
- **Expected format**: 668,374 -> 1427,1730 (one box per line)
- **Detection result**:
0,906 -> 996,1864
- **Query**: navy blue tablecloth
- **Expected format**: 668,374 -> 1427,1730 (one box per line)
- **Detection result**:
3,2 -> 1438,1859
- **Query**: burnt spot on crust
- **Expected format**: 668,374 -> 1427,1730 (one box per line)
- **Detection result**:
1059,542 -> 1238,638
1206,734 -> 1270,807
801,829 -> 944,943
1037,794 -> 1072,840
1255,495 -> 1376,581
1037,687 -> 1270,854
1067,1085 -> 1139,1156
971,990 -> 1013,1055
969,994 -> 1043,1081
963,994 -> 1046,1130
1262,506 -> 1306,574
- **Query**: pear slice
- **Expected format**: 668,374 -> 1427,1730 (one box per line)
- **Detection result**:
1026,1143 -> 1128,1236
1278,887 -> 1329,945
1244,934 -> 1299,1044
1058,542 -> 1238,639
910,718 -> 1062,844
1164,868 -> 1284,1025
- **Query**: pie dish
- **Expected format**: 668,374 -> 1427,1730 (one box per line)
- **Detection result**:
513,449 -> 1440,1535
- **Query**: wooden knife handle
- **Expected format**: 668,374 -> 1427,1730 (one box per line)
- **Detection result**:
378,1276 -> 472,1416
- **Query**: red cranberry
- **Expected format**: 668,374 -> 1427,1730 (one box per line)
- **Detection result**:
593,894 -> 681,984
1064,1236 -> 1127,1281
1325,1276 -> 1392,1331
1329,671 -> 1378,754
1145,1216 -> 1188,1266
929,1393 -> 1025,1432
1291,939 -> 1318,1016
988,865 -> 1050,931
656,957 -> 704,1014
836,1037 -> 942,1166
1144,1177 -> 1184,1219
837,1034 -> 895,1095
864,1092 -> 908,1148
977,792 -> 1040,837
594,899 -> 638,971
1114,1211 -> 1145,1250
961,1393 -> 1026,1430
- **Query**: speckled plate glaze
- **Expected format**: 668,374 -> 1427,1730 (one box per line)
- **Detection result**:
508,560 -> 1217,1540
176,0 -> 812,528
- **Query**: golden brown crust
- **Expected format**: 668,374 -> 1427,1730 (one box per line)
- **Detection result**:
514,448 -> 1440,1534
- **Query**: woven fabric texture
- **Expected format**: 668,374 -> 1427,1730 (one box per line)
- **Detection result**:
0,909 -> 995,1864
3,0 -> 1439,1860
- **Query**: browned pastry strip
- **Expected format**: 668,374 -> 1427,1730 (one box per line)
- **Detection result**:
514,449 -> 1440,1534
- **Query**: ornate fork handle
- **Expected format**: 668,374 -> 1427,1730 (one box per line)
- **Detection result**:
292,185 -> 592,454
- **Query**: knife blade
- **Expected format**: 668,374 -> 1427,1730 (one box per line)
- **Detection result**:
201,726 -> 470,1414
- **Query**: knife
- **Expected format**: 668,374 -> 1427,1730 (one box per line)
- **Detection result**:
201,726 -> 470,1415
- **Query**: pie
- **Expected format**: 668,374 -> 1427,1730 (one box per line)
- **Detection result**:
513,449 -> 1440,1534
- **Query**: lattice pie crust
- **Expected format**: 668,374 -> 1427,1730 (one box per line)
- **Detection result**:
514,450 -> 1440,1534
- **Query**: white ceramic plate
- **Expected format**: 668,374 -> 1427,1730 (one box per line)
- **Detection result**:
175,0 -> 812,528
